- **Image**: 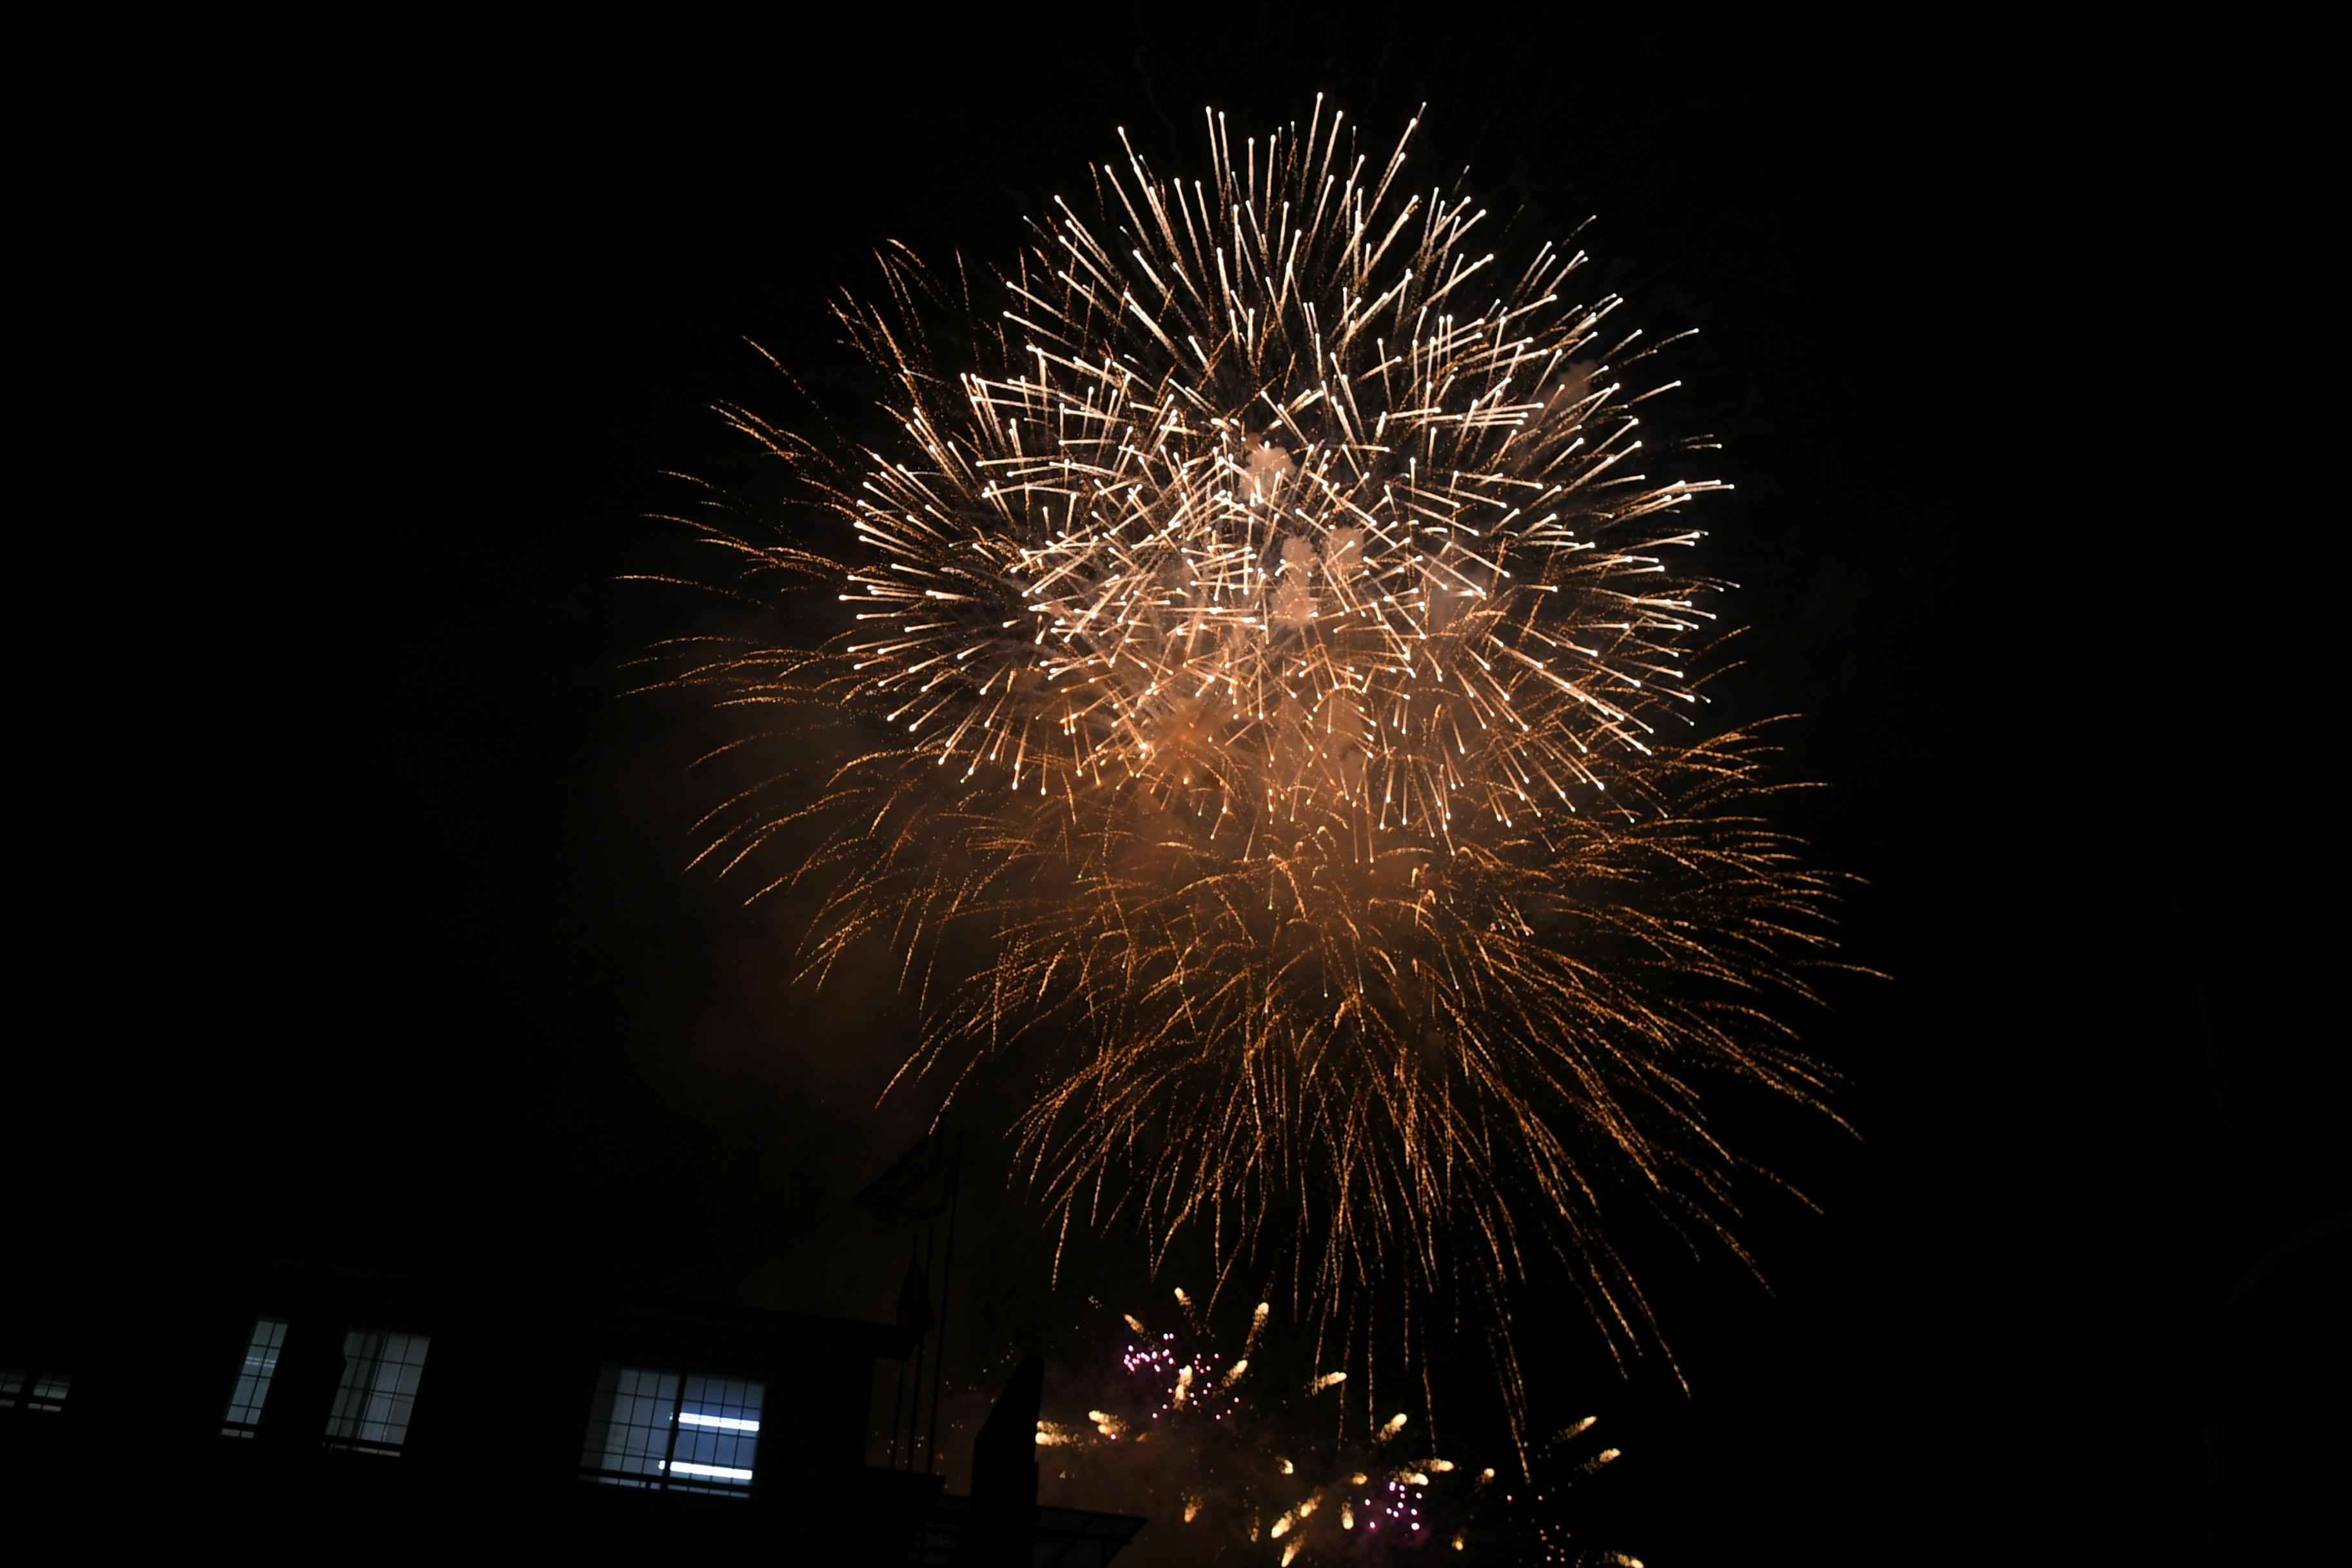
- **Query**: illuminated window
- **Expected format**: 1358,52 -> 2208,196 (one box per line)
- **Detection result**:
221,1318 -> 289,1438
0,1369 -> 70,1413
324,1330 -> 431,1454
579,1364 -> 764,1495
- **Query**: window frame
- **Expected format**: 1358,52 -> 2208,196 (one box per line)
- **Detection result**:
578,1362 -> 767,1496
0,1369 -> 70,1414
322,1328 -> 433,1456
219,1316 -> 290,1438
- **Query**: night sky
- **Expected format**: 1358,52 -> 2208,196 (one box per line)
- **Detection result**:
26,14 -> 2337,1562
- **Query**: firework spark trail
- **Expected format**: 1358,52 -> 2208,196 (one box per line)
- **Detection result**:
651,101 -> 1848,1438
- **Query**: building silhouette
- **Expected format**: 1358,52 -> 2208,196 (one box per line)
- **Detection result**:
1,1255 -> 1141,1562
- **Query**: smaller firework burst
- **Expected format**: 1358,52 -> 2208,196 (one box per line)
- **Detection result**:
1039,1293 -> 1632,1565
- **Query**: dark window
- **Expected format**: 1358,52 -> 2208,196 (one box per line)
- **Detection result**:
324,1330 -> 431,1454
580,1364 -> 765,1494
220,1317 -> 289,1438
0,1370 -> 70,1413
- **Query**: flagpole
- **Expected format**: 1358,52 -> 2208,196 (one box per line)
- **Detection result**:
923,1129 -> 962,1475
887,1235 -> 914,1468
905,1222 -> 929,1471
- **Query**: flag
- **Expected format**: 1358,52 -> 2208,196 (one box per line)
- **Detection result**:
854,1131 -> 954,1236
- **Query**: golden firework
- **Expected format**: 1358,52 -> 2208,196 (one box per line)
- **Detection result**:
650,101 -> 1846,1432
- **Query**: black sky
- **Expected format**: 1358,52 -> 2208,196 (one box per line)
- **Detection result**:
23,12 -> 2337,1562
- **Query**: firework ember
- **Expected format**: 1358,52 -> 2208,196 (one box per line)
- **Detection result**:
652,101 -> 1845,1427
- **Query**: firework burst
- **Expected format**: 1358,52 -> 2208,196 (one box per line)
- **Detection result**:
650,101 -> 1845,1435
1040,1291 -> 1633,1566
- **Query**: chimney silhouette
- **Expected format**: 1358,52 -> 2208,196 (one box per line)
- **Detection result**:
957,1355 -> 1042,1567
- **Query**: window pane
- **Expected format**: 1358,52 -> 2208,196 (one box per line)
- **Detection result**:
222,1317 -> 289,1436
0,1369 -> 69,1413
326,1329 -> 431,1451
671,1374 -> 763,1492
578,1364 -> 762,1494
582,1364 -> 679,1484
